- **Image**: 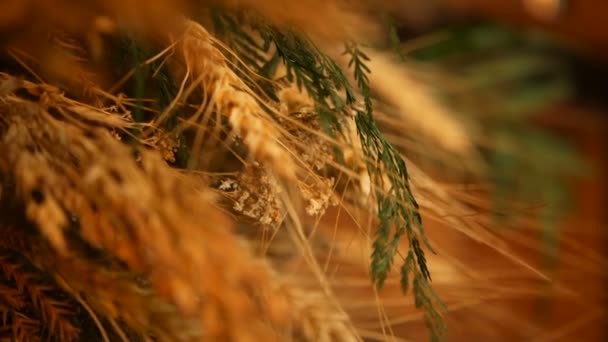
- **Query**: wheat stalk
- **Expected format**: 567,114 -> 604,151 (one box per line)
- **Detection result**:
160,19 -> 297,179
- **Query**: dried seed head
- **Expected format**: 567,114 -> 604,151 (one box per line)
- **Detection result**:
222,164 -> 285,230
178,20 -> 297,179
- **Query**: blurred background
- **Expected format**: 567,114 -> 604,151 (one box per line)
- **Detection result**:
309,1 -> 608,340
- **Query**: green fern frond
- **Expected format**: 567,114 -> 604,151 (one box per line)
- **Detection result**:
344,41 -> 446,338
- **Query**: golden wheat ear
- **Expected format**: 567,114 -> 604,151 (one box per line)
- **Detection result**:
149,19 -> 299,179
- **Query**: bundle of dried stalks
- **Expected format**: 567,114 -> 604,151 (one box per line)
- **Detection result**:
0,73 -> 349,341
0,1 -> 600,342
0,49 -> 362,340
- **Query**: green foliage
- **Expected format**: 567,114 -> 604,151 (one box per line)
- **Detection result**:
402,23 -> 587,271
383,15 -> 407,61
257,25 -> 358,137
264,30 -> 354,106
211,11 -> 359,136
345,41 -> 446,340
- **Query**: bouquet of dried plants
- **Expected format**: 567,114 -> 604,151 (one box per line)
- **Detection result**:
0,1 -> 589,341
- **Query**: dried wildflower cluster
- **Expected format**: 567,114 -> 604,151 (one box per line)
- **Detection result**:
220,165 -> 285,229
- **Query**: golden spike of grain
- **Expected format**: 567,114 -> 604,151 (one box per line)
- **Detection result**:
4,220 -> 147,342
176,20 -> 296,179
0,283 -> 27,311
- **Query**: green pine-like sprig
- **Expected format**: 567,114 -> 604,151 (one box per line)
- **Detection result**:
344,41 -> 446,340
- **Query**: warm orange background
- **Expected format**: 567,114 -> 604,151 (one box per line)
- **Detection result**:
447,0 -> 608,61
313,105 -> 607,341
